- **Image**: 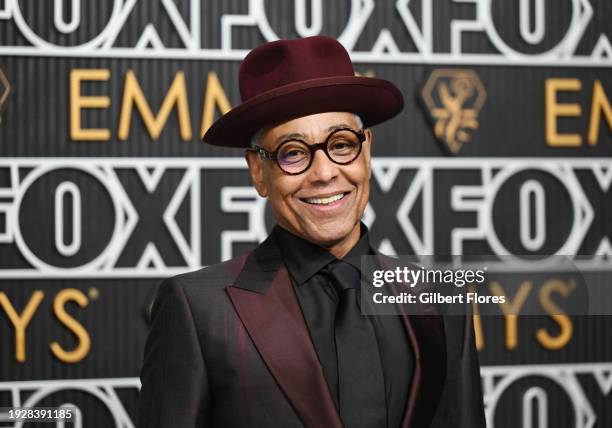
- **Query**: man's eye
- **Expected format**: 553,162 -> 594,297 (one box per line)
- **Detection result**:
280,146 -> 308,163
285,149 -> 305,158
330,140 -> 356,152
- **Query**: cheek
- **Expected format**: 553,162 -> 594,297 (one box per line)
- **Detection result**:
266,177 -> 301,208
362,177 -> 370,198
358,177 -> 370,212
348,161 -> 370,189
348,164 -> 370,209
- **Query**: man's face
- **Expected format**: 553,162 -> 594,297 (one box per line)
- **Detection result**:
245,112 -> 372,251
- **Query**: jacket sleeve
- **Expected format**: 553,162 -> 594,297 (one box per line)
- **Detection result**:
137,277 -> 211,427
431,309 -> 487,428
456,313 -> 487,427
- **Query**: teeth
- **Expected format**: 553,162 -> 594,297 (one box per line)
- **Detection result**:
304,193 -> 345,205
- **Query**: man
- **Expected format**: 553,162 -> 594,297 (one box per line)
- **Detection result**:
137,36 -> 485,428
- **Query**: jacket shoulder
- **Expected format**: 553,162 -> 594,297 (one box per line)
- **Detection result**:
146,254 -> 249,322
166,254 -> 249,290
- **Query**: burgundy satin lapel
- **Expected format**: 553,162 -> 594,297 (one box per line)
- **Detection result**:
227,266 -> 342,428
399,313 -> 446,428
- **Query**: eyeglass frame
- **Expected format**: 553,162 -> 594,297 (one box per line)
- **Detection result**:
248,127 -> 366,176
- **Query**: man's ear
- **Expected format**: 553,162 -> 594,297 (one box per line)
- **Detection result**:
245,150 -> 268,197
363,128 -> 372,179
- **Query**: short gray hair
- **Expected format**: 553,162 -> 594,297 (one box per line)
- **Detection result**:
250,127 -> 266,149
250,113 -> 363,148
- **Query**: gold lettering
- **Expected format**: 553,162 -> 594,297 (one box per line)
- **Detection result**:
588,80 -> 612,145
119,70 -> 192,141
0,291 -> 44,362
490,281 -> 533,350
50,289 -> 91,363
468,285 -> 484,350
69,69 -> 111,141
473,313 -> 484,351
545,78 -> 582,147
200,71 -> 231,138
536,279 -> 574,350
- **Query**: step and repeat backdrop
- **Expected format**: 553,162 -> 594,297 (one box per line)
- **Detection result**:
0,0 -> 611,427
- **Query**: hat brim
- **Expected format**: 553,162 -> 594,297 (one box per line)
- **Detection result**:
202,76 -> 404,148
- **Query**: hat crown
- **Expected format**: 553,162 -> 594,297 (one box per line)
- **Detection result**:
239,36 -> 355,102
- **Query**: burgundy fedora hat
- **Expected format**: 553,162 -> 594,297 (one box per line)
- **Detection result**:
202,35 -> 404,148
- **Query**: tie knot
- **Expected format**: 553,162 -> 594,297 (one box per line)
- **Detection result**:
323,260 -> 360,295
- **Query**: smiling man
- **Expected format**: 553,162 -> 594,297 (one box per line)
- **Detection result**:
137,36 -> 485,428
245,112 -> 370,258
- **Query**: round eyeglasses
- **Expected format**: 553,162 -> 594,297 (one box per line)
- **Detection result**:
250,128 -> 366,175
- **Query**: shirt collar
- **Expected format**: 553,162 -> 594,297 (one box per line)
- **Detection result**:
272,222 -> 374,285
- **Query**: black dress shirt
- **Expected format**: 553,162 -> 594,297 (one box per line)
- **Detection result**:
272,223 -> 414,428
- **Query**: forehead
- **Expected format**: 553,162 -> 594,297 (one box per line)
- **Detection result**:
261,112 -> 360,150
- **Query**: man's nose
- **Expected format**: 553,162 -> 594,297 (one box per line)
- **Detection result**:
306,149 -> 339,182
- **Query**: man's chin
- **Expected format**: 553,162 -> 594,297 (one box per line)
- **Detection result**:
300,223 -> 357,248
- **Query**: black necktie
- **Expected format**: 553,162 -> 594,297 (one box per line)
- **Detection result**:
324,260 -> 387,428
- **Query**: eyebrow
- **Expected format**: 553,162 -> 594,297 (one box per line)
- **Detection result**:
273,123 -> 355,146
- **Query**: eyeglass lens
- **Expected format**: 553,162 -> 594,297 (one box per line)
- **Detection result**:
276,129 -> 362,174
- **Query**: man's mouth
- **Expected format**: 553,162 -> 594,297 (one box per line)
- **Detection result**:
301,192 -> 348,205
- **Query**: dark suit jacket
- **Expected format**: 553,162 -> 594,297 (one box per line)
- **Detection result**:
137,232 -> 486,428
